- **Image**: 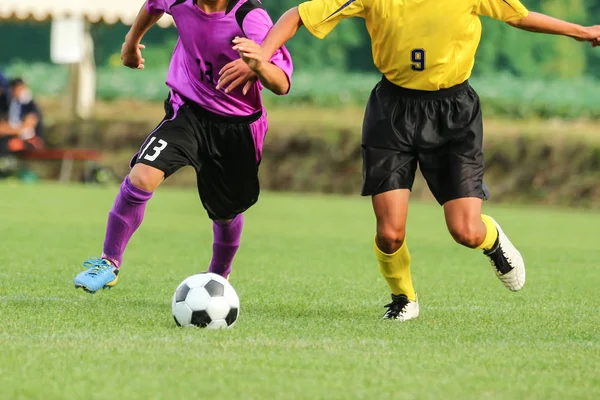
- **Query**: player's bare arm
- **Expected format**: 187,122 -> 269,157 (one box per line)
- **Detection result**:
507,12 -> 600,45
232,37 -> 290,95
259,7 -> 304,60
121,3 -> 163,69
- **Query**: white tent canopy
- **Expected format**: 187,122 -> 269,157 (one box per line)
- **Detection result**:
0,0 -> 173,27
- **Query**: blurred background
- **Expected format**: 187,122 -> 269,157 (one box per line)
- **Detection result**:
0,0 -> 599,208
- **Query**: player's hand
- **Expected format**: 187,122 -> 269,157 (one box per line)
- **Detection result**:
587,26 -> 600,47
575,25 -> 600,45
217,59 -> 257,95
121,42 -> 146,69
232,37 -> 266,72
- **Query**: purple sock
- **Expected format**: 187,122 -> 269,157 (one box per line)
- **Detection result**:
208,214 -> 244,278
102,176 -> 153,268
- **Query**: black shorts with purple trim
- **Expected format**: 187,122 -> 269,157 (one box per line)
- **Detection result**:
131,97 -> 267,220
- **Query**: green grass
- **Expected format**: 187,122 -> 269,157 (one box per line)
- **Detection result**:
1,183 -> 599,399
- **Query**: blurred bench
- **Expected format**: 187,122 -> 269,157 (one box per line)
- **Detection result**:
21,148 -> 103,182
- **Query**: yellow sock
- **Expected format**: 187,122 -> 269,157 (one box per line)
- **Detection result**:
477,214 -> 499,251
374,237 -> 416,301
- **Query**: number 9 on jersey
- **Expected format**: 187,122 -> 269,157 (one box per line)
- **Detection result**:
411,49 -> 426,71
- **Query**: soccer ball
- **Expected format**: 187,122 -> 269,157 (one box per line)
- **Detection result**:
172,273 -> 240,329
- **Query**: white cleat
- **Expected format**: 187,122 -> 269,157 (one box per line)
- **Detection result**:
383,294 -> 419,321
484,218 -> 526,291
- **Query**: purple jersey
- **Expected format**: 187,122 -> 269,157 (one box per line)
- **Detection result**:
146,0 -> 293,117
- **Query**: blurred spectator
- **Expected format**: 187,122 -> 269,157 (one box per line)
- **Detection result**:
0,78 -> 44,156
0,69 -> 7,92
0,70 -> 8,121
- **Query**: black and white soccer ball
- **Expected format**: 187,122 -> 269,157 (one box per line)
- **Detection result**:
172,273 -> 240,329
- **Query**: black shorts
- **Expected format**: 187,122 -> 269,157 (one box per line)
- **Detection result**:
131,98 -> 264,220
361,77 -> 490,204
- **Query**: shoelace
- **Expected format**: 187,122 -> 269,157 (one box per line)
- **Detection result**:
487,245 -> 513,274
82,258 -> 112,276
384,294 -> 410,317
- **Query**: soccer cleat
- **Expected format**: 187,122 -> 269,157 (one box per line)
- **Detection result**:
74,258 -> 119,294
484,218 -> 525,292
383,293 -> 419,321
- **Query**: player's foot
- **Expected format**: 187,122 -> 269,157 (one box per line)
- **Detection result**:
383,293 -> 419,321
484,218 -> 525,291
74,258 -> 119,294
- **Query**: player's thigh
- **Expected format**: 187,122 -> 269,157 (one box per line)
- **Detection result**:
130,105 -> 198,191
372,188 -> 411,252
196,123 -> 259,220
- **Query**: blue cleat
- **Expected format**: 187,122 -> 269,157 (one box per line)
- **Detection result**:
74,258 -> 119,294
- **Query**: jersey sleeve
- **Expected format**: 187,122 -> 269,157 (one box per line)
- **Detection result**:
145,0 -> 170,15
298,0 -> 365,39
242,8 -> 294,94
476,0 -> 528,22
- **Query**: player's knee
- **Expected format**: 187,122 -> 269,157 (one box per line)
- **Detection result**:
128,166 -> 163,192
376,227 -> 406,254
448,223 -> 483,248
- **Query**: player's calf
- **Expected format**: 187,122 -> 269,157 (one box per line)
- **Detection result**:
448,225 -> 486,248
446,217 -> 488,249
73,173 -> 155,294
444,198 -> 489,248
444,200 -> 525,291
207,214 -> 244,279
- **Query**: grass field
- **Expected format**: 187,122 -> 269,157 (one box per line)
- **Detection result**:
1,183 -> 599,399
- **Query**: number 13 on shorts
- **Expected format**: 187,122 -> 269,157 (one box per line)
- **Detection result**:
139,137 -> 168,162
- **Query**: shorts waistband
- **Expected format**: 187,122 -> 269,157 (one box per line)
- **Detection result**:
175,95 -> 262,124
380,76 -> 470,100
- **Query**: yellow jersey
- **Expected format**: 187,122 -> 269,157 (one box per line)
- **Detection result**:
298,0 -> 529,90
